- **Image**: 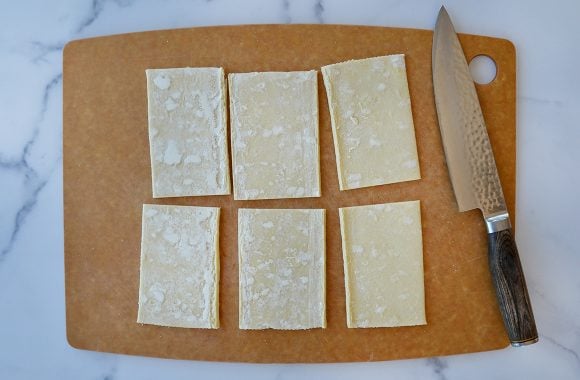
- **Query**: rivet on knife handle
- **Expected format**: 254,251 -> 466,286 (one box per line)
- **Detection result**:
486,214 -> 538,346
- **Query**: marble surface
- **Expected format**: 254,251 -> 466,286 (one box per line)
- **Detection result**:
1,0 -> 579,378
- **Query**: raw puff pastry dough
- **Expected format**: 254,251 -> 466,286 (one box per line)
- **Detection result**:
238,208 -> 326,329
138,204 -> 220,329
146,67 -> 230,198
229,71 -> 321,200
339,200 -> 426,328
322,55 -> 421,190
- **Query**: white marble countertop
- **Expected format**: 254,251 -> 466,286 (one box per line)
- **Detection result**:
1,0 -> 579,378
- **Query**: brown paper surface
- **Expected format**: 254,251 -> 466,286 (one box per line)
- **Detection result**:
63,25 -> 516,363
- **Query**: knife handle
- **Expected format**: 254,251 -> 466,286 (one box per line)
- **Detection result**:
488,227 -> 538,346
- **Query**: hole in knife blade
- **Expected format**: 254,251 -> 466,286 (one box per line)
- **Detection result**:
469,55 -> 497,85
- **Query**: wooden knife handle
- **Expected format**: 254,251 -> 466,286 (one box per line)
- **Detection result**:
488,228 -> 538,346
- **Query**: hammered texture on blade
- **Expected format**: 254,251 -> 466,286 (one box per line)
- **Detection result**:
432,8 -> 507,217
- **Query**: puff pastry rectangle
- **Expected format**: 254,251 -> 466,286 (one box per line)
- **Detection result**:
137,204 -> 220,329
322,55 -> 421,190
229,71 -> 321,200
146,68 -> 230,198
339,200 -> 426,328
238,208 -> 326,329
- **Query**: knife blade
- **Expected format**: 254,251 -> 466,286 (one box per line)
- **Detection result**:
432,6 -> 538,346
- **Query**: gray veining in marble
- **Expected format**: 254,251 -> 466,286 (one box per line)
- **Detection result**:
427,357 -> 449,380
0,73 -> 61,259
314,0 -> 325,23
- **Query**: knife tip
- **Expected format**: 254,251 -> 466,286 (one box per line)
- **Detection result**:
437,6 -> 450,22
435,5 -> 454,35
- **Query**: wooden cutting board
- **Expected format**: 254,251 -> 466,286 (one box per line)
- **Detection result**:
63,24 -> 516,363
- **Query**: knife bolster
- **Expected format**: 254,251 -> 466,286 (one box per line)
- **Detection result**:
485,211 -> 511,233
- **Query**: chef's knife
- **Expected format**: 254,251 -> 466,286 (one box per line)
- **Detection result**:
432,7 -> 538,346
